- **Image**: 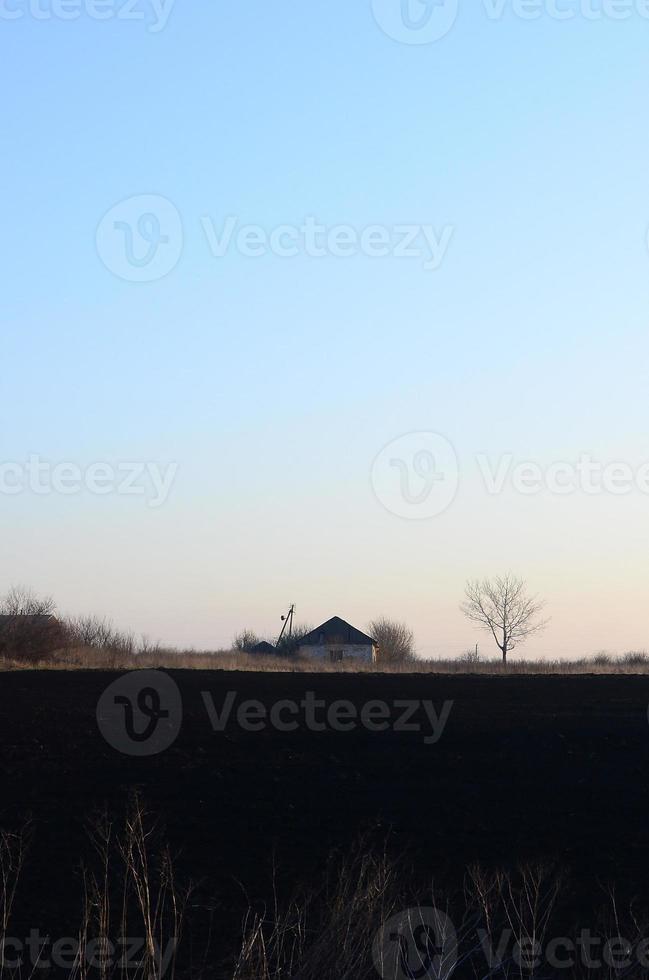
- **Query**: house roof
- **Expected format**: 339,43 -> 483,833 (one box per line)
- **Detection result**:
250,641 -> 276,654
299,617 -> 376,647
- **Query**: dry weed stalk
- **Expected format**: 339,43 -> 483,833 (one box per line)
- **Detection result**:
77,799 -> 190,980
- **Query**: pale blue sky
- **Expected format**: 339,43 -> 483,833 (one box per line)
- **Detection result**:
3,2 -> 649,656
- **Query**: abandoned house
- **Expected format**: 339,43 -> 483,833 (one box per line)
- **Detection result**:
297,617 -> 377,664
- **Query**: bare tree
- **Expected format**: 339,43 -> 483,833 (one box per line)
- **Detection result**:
368,617 -> 415,665
64,614 -> 136,656
276,622 -> 313,656
460,574 -> 548,665
233,629 -> 261,653
0,585 -> 55,617
65,614 -> 115,648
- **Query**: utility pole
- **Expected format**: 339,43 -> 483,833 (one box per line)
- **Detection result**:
278,604 -> 295,645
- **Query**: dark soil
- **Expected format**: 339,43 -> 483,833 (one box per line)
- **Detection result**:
2,669 -> 649,963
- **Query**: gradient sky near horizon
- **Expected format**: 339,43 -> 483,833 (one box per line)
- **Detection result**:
2,0 -> 649,657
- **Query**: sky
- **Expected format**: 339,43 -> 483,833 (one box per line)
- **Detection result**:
2,0 -> 649,658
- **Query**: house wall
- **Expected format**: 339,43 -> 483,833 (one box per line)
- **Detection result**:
297,643 -> 376,664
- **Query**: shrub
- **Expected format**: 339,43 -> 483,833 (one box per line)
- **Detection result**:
592,651 -> 613,665
621,650 -> 649,666
367,618 -> 415,665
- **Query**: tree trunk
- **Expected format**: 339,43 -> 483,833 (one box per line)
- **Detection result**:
502,645 -> 507,665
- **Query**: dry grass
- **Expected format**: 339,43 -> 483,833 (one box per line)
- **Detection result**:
0,801 -> 190,980
2,647 -> 649,674
2,808 -> 649,978
232,845 -> 400,980
78,799 -> 191,980
0,822 -> 30,946
232,857 -> 649,979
